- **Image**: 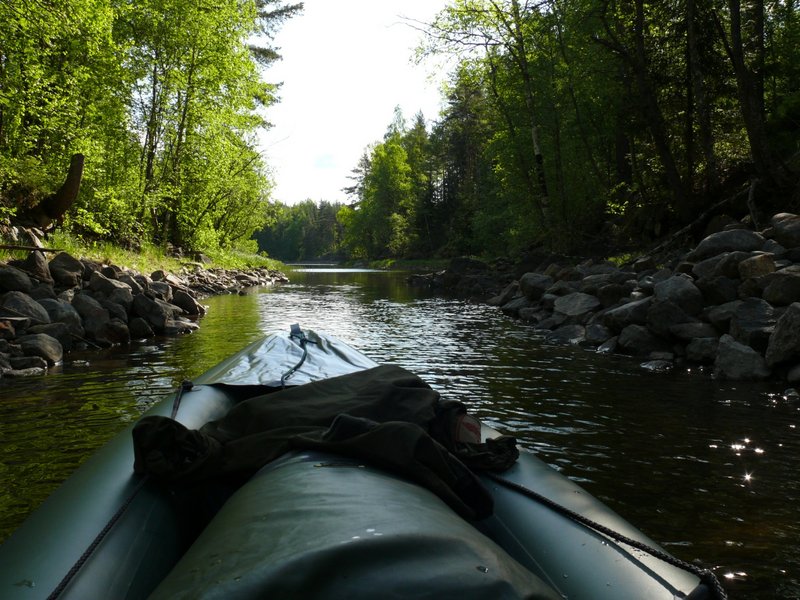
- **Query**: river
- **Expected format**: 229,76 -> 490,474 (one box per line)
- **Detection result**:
1,267 -> 798,598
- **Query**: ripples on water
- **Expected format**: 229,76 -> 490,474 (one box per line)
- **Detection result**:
1,268 -> 798,597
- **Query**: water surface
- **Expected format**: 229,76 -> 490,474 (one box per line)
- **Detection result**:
1,268 -> 797,597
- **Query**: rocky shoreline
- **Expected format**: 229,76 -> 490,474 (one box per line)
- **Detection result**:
411,212 -> 800,383
0,249 -> 287,378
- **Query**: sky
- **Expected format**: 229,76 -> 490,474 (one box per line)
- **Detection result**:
258,0 -> 451,205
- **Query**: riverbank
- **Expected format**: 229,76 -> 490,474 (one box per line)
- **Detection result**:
0,230 -> 288,378
411,212 -> 800,383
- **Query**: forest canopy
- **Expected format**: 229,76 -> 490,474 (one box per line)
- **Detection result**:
3,1 -> 799,263
0,0 -> 301,252
270,0 -> 800,262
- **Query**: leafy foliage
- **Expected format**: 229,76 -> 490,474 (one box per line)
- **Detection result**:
0,0 -> 301,253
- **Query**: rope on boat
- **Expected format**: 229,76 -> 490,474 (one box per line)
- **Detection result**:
47,380 -> 194,599
47,476 -> 150,600
485,472 -> 728,600
280,324 -> 317,388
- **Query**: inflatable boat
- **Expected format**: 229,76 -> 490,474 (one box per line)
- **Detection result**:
0,326 -> 725,599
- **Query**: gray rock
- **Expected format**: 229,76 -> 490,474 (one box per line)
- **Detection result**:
714,334 -> 770,380
16,250 -> 53,284
0,291 -> 50,325
17,333 -> 63,365
618,324 -> 671,355
88,271 -> 133,297
596,283 -> 629,308
692,254 -> 729,280
788,365 -> 800,384
765,302 -> 800,367
597,336 -> 619,354
129,317 -> 155,340
132,294 -> 183,332
172,289 -> 206,317
554,292 -> 601,318
149,281 -> 173,302
533,313 -> 568,331
117,272 -> 144,295
36,298 -> 84,336
501,296 -> 534,317
640,360 -> 673,373
646,299 -> 696,338
669,322 -> 718,341
686,337 -> 719,363
688,229 -> 766,261
545,324 -> 586,345
738,253 -> 776,280
163,317 -> 200,335
654,275 -> 704,316
729,298 -> 775,352
762,268 -> 800,306
705,300 -> 743,333
585,323 -> 613,346
0,265 -> 33,293
4,367 -> 46,377
28,322 -> 73,351
487,282 -> 519,306
769,213 -> 800,248
603,297 -> 653,332
695,276 -> 740,305
10,355 -> 48,370
48,252 -> 84,288
519,273 -> 553,301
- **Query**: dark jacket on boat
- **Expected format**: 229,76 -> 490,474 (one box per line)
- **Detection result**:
132,365 -> 518,520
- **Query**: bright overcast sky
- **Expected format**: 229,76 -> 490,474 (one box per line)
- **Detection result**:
258,0 -> 450,205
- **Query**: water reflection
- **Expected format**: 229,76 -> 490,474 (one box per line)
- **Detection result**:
0,268 -> 797,597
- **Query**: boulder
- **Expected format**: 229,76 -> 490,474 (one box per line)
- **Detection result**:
695,276 -> 740,305
519,273 -> 553,301
0,265 -> 33,293
646,299 -> 696,338
17,333 -> 63,365
765,303 -> 800,367
688,229 -> 765,261
553,292 -> 601,318
36,298 -> 84,337
618,324 -> 671,355
500,296 -> 535,317
585,323 -> 613,346
132,294 -> 184,332
769,213 -> 800,248
738,253 -> 776,280
686,337 -> 719,363
28,322 -> 73,351
0,291 -> 50,325
48,252 -> 84,288
149,281 -> 173,302
653,275 -> 704,316
129,317 -> 155,340
602,297 -> 653,332
545,324 -> 586,345
729,298 -> 775,352
88,271 -> 133,297
762,268 -> 800,305
705,300 -> 742,333
669,322 -> 719,342
714,334 -> 770,380
15,250 -> 53,284
172,289 -> 206,317
487,282 -> 519,307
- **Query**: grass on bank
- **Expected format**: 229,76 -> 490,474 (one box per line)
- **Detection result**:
0,231 -> 285,275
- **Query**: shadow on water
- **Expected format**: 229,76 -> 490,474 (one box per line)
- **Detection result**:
1,267 -> 798,597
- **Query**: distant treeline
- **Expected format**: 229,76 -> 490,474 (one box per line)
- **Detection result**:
261,0 -> 800,261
